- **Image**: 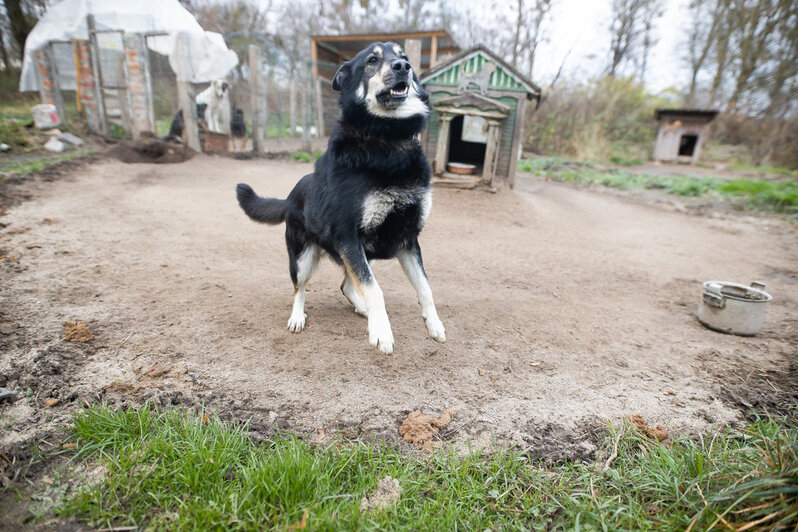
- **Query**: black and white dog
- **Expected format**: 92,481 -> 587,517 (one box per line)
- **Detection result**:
196,79 -> 230,133
236,42 -> 445,354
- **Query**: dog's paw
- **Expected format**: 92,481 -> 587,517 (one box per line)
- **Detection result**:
353,305 -> 368,317
287,312 -> 307,333
368,315 -> 394,354
425,316 -> 446,343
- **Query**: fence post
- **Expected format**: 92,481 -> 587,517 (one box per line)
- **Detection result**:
289,77 -> 297,137
123,33 -> 155,138
32,46 -> 65,123
174,32 -> 200,151
86,15 -> 109,136
302,60 -> 312,153
405,39 -> 421,72
249,45 -> 265,153
72,39 -> 102,133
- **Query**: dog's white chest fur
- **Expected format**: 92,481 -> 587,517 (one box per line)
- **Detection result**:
361,187 -> 431,231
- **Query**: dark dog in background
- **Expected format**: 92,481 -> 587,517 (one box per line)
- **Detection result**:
237,42 -> 445,354
163,103 -> 207,143
230,108 -> 247,152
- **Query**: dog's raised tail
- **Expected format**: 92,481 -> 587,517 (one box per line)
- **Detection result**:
236,183 -> 286,225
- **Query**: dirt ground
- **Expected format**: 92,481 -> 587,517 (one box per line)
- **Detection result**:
1,155 -> 797,467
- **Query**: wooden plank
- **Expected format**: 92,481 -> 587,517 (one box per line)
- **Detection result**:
314,78 -> 325,137
311,29 -> 449,42
86,15 -> 109,136
405,39 -> 421,71
434,114 -> 452,175
115,53 -> 133,138
289,78 -> 297,137
430,35 -> 438,68
507,97 -> 525,188
177,80 -> 200,151
301,60 -> 312,153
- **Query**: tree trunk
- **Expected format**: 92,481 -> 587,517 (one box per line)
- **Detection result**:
0,25 -> 9,70
5,0 -> 35,62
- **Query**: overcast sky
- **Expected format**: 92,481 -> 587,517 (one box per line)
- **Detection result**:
526,0 -> 691,92
261,0 -> 693,93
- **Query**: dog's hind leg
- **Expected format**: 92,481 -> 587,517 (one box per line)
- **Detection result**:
287,241 -> 320,333
340,269 -> 367,317
341,248 -> 393,354
397,240 -> 446,343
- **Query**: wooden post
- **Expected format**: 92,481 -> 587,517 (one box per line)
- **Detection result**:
123,33 -> 154,139
33,46 -> 66,123
177,80 -> 200,150
483,120 -> 503,187
289,77 -> 297,137
174,32 -> 200,151
405,39 -> 421,71
301,60 -> 312,153
86,15 -> 108,136
314,77 -> 324,138
72,39 -> 102,133
430,34 -> 438,68
434,114 -> 452,175
310,36 -> 324,137
115,54 -> 133,138
249,45 -> 265,153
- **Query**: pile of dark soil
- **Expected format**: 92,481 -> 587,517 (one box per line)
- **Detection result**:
105,134 -> 195,164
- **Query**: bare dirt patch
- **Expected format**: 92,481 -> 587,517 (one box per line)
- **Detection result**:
360,476 -> 403,512
1,155 -> 796,475
104,136 -> 195,164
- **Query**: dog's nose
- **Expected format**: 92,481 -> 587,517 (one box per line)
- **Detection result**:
391,60 -> 411,73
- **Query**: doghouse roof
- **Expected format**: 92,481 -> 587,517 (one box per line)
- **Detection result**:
420,46 -> 541,97
655,109 -> 719,121
311,29 -> 458,81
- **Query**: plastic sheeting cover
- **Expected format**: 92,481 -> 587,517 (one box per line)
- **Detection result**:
20,0 -> 238,91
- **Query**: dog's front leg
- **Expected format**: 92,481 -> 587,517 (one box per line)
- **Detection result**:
397,241 -> 446,343
342,247 -> 394,354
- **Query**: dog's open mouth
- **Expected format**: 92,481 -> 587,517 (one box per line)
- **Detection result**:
390,82 -> 409,97
378,81 -> 410,108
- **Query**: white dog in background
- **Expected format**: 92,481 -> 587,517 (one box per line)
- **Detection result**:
196,79 -> 230,133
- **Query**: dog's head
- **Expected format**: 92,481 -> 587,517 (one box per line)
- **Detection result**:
213,79 -> 229,98
332,42 -> 429,124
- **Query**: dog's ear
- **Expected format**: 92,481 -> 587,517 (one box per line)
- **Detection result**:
332,62 -> 350,92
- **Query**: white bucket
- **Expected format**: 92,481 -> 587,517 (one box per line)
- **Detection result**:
31,104 -> 61,129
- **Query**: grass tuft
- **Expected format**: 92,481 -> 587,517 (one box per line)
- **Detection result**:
519,157 -> 798,212
55,404 -> 798,531
0,149 -> 97,181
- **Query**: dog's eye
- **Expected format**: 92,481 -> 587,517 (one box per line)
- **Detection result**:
367,56 -> 378,65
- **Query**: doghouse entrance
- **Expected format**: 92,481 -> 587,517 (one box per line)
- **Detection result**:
447,115 -> 487,173
678,134 -> 698,156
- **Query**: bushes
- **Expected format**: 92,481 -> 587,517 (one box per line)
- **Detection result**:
524,76 -> 673,161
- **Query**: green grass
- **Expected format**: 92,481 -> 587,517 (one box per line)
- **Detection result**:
0,150 -> 97,180
519,158 -> 798,212
290,150 -> 323,163
54,404 -> 798,531
730,162 -> 798,178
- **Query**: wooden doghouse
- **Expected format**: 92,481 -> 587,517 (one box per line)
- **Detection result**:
419,46 -> 541,189
653,109 -> 718,164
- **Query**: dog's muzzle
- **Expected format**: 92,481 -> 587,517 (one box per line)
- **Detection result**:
377,60 -> 412,109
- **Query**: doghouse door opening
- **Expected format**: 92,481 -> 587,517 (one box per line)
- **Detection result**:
678,134 -> 698,156
447,115 -> 487,172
